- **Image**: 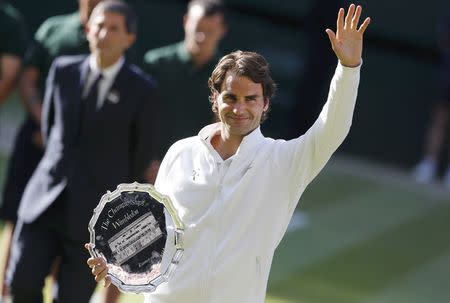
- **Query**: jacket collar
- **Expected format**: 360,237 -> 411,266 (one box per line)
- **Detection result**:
88,55 -> 125,81
198,122 -> 265,160
79,56 -> 90,91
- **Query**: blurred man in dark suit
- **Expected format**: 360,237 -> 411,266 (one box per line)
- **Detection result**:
6,1 -> 159,302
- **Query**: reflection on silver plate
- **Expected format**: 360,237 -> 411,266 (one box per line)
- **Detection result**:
88,182 -> 184,293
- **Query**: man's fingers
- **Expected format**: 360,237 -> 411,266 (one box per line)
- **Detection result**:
86,252 -> 110,286
351,5 -> 362,30
358,17 -> 371,34
92,263 -> 107,276
94,267 -> 108,282
104,276 -> 112,288
325,29 -> 336,49
87,257 -> 100,267
87,256 -> 105,268
87,258 -> 96,267
337,8 -> 345,33
344,4 -> 355,29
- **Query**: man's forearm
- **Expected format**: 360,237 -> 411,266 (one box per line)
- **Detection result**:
19,67 -> 43,123
0,80 -> 16,104
0,55 -> 22,103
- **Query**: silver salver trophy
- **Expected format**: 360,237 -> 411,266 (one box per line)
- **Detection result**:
87,182 -> 184,293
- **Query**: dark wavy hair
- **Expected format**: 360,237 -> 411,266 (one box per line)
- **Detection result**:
89,0 -> 137,35
208,50 -> 276,122
188,0 -> 227,18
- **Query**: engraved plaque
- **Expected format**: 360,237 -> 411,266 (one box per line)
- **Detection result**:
88,182 -> 184,293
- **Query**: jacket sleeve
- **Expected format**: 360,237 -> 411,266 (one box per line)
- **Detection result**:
278,62 -> 361,209
130,80 -> 161,182
41,59 -> 58,145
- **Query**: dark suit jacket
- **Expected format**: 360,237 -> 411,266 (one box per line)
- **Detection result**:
18,55 -> 159,241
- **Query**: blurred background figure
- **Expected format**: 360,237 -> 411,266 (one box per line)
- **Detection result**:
141,0 -> 228,160
1,0 -> 101,226
5,1 -> 158,302
0,1 -> 27,300
412,12 -> 450,187
0,1 -> 27,105
0,0 -> 104,301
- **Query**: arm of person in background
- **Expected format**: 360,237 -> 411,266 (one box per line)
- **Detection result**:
0,54 -> 22,104
19,66 -> 44,147
18,18 -> 57,147
19,66 -> 43,125
0,4 -> 27,104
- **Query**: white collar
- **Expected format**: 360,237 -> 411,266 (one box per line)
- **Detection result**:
88,55 -> 124,79
198,122 -> 265,159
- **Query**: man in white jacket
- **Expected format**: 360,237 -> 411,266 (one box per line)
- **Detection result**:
88,4 -> 370,303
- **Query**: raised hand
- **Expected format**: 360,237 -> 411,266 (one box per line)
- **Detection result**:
325,4 -> 371,67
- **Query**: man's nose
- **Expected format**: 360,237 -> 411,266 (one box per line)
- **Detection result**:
98,28 -> 109,40
195,32 -> 206,43
232,101 -> 245,114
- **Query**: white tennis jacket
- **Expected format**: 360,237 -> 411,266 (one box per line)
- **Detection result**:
146,62 -> 361,303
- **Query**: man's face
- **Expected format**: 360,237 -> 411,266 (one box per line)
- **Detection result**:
184,5 -> 227,54
215,71 -> 268,139
86,11 -> 135,61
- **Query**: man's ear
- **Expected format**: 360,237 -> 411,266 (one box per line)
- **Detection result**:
218,16 -> 228,40
263,98 -> 269,111
210,91 -> 220,112
125,33 -> 136,49
183,14 -> 188,31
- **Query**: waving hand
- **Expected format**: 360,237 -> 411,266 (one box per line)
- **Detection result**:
326,4 -> 371,67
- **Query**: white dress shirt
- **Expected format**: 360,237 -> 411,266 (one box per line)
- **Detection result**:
82,55 -> 124,109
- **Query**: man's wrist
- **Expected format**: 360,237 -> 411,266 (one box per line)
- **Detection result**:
339,59 -> 362,68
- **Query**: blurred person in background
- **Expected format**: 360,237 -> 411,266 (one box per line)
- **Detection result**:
412,12 -> 450,187
87,4 -> 370,303
0,0 -> 103,300
5,1 -> 159,302
0,0 -> 27,105
142,0 -> 228,161
0,1 -> 27,299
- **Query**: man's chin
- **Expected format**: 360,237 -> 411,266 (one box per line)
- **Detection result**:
96,47 -> 108,53
229,126 -> 257,137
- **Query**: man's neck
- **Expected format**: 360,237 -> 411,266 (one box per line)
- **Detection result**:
211,129 -> 243,160
94,54 -> 122,69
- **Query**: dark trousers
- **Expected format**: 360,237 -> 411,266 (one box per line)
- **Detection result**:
5,192 -> 97,303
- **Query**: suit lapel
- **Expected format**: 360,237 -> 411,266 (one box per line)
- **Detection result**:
79,57 -> 90,94
105,62 -> 127,107
73,57 -> 90,144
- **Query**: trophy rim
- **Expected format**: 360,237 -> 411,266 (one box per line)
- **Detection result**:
87,182 -> 185,293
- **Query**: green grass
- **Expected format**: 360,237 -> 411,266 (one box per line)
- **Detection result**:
1,158 -> 449,303
266,163 -> 450,303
